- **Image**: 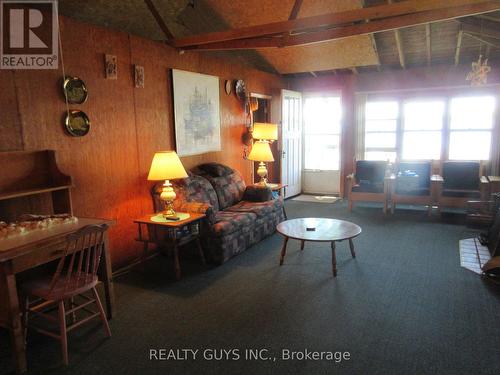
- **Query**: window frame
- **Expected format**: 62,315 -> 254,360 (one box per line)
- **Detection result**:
362,94 -> 496,163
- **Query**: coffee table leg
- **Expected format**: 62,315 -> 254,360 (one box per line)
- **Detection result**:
331,241 -> 337,277
349,238 -> 356,258
280,237 -> 289,265
300,240 -> 305,251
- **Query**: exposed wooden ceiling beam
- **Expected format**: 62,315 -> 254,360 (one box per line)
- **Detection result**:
144,0 -> 174,41
455,28 -> 464,66
394,30 -> 406,69
426,23 -> 432,66
458,18 -> 500,39
172,0 -> 494,48
388,1 -> 406,69
361,0 -> 381,71
281,0 -> 304,46
475,14 -> 500,22
464,32 -> 500,48
181,2 -> 500,51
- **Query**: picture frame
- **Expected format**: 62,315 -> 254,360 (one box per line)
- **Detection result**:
105,54 -> 117,79
134,65 -> 144,88
172,69 -> 221,156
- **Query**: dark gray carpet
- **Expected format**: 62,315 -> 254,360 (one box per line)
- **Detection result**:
1,201 -> 500,375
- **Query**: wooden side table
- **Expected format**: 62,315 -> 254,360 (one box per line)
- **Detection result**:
134,213 -> 206,280
253,183 -> 288,198
488,176 -> 500,194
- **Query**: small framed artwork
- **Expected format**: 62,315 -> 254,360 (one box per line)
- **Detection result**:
105,54 -> 117,79
134,65 -> 144,88
172,69 -> 221,156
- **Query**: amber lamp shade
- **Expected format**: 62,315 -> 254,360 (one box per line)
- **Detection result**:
248,141 -> 274,186
147,151 -> 188,220
252,122 -> 278,141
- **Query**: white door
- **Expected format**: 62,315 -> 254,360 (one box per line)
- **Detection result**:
281,89 -> 302,198
302,95 -> 342,194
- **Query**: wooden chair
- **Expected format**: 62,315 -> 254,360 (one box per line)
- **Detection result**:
433,161 -> 489,212
346,160 -> 390,213
21,224 -> 111,366
390,161 -> 433,215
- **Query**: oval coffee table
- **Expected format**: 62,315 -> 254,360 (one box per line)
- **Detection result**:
277,218 -> 362,277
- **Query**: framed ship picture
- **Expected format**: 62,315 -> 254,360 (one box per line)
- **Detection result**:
172,69 -> 221,156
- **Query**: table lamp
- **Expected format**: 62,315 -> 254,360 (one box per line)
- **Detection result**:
252,122 -> 278,142
147,151 -> 188,220
248,140 -> 274,186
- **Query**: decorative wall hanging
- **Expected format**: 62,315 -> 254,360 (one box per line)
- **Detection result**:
105,54 -> 117,79
224,80 -> 232,95
466,55 -> 491,87
172,69 -> 221,156
135,65 -> 145,88
64,110 -> 90,137
62,76 -> 88,104
235,79 -> 246,99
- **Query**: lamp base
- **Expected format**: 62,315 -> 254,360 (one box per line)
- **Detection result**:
256,162 -> 268,186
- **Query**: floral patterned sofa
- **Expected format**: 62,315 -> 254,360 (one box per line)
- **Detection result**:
152,163 -> 285,264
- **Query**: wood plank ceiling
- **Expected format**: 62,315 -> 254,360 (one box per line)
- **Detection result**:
58,0 -> 500,76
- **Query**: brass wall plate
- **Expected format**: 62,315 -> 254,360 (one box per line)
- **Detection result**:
63,76 -> 88,104
64,110 -> 90,137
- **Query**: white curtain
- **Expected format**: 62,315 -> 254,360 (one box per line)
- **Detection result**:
354,93 -> 367,161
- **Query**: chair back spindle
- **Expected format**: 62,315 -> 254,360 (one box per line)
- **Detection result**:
49,224 -> 109,294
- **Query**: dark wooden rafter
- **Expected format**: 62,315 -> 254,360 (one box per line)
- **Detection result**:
455,27 -> 464,66
426,23 -> 432,66
173,0 -> 498,48
458,17 -> 500,39
464,32 -> 500,48
281,0 -> 304,46
144,0 -> 174,41
174,1 -> 500,51
361,0 -> 381,71
388,0 -> 406,69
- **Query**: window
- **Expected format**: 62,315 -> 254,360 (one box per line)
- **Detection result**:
449,96 -> 496,160
364,101 -> 398,162
402,100 -> 444,160
303,96 -> 341,170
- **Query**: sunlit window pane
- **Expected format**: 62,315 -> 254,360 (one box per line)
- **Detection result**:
450,96 -> 495,130
365,151 -> 397,162
304,135 -> 340,170
304,97 -> 341,134
365,132 -> 396,148
403,101 -> 444,130
402,131 -> 441,160
365,120 -> 397,132
449,131 -> 491,160
366,101 -> 398,119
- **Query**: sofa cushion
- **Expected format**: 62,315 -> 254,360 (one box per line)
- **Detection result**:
212,211 -> 257,237
209,172 -> 247,210
442,161 -> 479,191
195,162 -> 234,177
355,160 -> 387,185
172,174 -> 220,212
352,183 -> 384,193
226,199 -> 283,219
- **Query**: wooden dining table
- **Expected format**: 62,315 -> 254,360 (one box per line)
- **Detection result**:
0,217 -> 116,374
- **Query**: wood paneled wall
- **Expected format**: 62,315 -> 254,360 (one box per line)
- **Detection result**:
0,16 -> 285,269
